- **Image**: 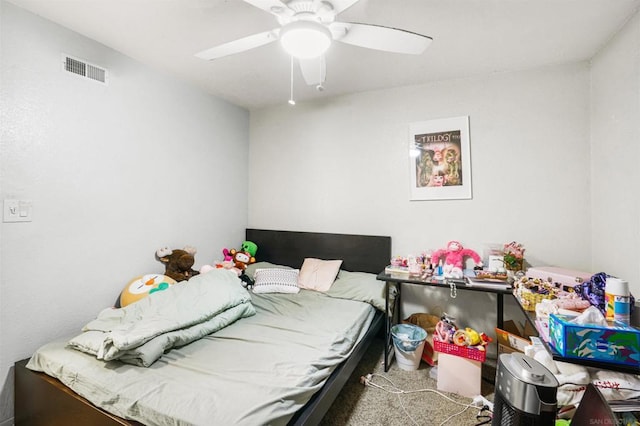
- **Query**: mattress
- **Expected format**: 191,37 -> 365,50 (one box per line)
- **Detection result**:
27,283 -> 377,425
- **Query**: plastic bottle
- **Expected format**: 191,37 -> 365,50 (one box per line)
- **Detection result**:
605,277 -> 630,324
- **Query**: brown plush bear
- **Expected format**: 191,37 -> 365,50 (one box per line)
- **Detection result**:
156,246 -> 200,282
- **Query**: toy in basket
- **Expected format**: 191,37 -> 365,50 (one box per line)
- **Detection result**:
432,315 -> 490,362
514,276 -> 558,312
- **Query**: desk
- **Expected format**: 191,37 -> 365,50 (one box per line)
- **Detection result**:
377,272 -> 512,372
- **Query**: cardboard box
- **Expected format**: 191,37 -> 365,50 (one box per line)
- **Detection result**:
548,314 -> 640,367
437,352 -> 482,398
495,320 -> 535,355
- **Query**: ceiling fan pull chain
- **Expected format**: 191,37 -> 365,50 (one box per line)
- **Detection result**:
316,58 -> 324,91
288,55 -> 296,106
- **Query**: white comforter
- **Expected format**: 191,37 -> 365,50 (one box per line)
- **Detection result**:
67,269 -> 256,367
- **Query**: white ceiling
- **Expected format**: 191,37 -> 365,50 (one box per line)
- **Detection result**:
6,0 -> 640,110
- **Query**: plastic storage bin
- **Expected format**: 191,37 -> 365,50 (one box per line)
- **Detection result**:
432,338 -> 487,362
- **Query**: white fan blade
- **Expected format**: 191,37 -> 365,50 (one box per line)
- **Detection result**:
195,30 -> 278,60
330,0 -> 361,14
334,22 -> 432,55
299,56 -> 326,86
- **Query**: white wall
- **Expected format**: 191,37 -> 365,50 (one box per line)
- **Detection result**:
1,1 -> 638,422
249,62 -> 592,348
590,11 -> 640,296
0,2 -> 4,423
0,2 -> 249,420
250,65 -> 591,268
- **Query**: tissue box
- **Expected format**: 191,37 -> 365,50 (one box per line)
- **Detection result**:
548,313 -> 640,367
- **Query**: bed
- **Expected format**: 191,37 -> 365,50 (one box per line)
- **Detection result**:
14,229 -> 392,425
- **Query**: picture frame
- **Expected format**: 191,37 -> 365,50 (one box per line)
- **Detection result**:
408,116 -> 472,201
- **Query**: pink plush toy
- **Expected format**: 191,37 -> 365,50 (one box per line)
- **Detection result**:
200,260 -> 235,275
200,248 -> 235,274
222,248 -> 233,262
431,241 -> 482,278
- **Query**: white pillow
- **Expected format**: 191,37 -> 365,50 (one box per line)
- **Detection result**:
297,258 -> 343,292
252,268 -> 300,294
245,261 -> 291,277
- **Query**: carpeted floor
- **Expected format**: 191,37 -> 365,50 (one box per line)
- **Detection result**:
320,336 -> 496,425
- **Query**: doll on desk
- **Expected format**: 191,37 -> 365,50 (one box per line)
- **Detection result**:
431,240 -> 483,279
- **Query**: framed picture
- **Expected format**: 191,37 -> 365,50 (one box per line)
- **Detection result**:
408,116 -> 472,201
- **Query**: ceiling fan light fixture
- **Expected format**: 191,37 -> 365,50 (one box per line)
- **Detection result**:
280,20 -> 332,59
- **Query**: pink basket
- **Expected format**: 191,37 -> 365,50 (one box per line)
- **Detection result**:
433,338 -> 487,362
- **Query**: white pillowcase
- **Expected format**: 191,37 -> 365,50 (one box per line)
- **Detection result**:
252,268 -> 300,294
297,258 -> 343,292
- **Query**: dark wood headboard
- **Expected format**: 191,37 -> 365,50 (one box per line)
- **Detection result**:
245,229 -> 391,274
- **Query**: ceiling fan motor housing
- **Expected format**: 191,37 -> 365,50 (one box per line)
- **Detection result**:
276,0 -> 336,25
280,20 -> 333,59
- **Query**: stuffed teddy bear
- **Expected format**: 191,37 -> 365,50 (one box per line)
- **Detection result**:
229,248 -> 255,272
221,241 -> 258,262
431,240 -> 482,279
202,241 -> 259,275
229,248 -> 256,288
156,246 -> 200,282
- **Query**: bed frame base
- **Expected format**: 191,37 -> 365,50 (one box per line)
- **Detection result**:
14,229 -> 391,426
14,358 -> 141,425
15,316 -> 382,426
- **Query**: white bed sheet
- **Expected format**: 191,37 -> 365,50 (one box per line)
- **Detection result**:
27,288 -> 376,426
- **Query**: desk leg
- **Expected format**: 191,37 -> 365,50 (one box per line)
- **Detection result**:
497,293 -> 504,329
384,281 -> 400,372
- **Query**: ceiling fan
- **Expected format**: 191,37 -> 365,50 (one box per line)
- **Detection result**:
195,0 -> 432,88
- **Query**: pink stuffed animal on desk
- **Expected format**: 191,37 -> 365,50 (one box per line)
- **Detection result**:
431,240 -> 482,278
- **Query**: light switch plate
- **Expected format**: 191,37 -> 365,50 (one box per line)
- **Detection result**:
3,199 -> 33,222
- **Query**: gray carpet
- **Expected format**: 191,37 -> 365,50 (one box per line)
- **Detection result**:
320,336 -> 495,425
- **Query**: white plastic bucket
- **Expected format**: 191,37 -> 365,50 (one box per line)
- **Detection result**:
391,324 -> 427,371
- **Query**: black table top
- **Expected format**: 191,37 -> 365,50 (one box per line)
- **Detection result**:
376,272 -> 513,295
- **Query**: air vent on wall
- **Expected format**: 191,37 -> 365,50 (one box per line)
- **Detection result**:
62,54 -> 108,85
